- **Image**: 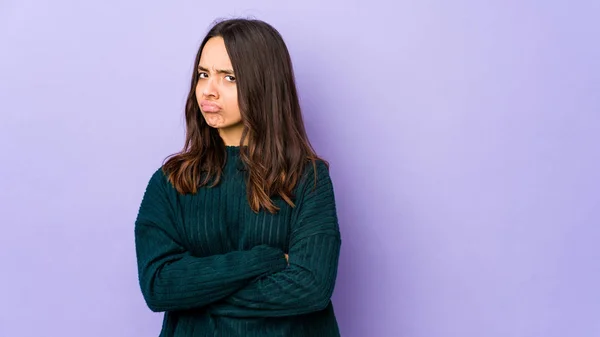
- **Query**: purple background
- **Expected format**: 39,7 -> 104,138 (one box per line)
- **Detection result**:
1,1 -> 599,336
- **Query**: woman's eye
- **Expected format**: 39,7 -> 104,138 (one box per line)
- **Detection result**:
198,72 -> 208,79
225,75 -> 236,82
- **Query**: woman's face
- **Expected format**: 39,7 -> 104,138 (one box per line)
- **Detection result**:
196,37 -> 243,142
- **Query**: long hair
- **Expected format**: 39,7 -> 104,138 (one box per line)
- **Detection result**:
162,18 -> 326,214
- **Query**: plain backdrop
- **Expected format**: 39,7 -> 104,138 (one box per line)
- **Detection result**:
1,1 -> 599,336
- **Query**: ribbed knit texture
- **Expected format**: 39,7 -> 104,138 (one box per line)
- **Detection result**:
134,146 -> 341,337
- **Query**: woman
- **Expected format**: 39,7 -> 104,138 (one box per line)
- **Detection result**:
134,18 -> 342,336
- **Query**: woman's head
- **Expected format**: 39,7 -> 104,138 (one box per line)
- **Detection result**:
164,18 -> 325,213
195,35 -> 242,140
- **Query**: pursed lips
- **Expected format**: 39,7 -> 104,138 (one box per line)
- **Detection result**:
200,100 -> 221,113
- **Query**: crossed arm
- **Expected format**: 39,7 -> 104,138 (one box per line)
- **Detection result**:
134,163 -> 341,316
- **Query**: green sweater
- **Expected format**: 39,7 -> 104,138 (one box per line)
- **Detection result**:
134,146 -> 342,336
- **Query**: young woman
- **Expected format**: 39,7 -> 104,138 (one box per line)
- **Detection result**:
134,19 -> 342,336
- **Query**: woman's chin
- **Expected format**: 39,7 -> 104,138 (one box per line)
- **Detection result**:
203,114 -> 225,128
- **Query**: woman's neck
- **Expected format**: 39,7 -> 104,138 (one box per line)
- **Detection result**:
218,124 -> 248,146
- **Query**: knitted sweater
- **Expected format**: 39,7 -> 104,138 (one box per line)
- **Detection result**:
134,146 -> 342,336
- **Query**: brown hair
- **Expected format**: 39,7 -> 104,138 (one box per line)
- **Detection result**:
162,18 -> 326,213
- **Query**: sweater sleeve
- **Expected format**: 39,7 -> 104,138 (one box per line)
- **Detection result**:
208,161 -> 342,317
134,168 -> 288,313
